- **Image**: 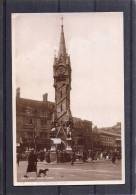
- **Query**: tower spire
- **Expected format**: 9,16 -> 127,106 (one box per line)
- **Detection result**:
61,16 -> 63,27
58,16 -> 67,58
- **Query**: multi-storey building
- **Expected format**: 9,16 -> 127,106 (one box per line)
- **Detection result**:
16,90 -> 92,151
16,90 -> 54,150
92,123 -> 121,152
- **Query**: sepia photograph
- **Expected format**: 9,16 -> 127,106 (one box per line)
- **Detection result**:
12,12 -> 125,186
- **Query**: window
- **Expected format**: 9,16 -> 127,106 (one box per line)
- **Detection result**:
41,118 -> 47,126
27,132 -> 33,138
78,138 -> 83,145
25,117 -> 33,124
25,106 -> 33,115
40,132 -> 47,138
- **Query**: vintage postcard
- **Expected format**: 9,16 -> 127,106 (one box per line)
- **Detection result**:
12,12 -> 125,185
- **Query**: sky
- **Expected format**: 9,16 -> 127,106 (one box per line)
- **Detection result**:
12,12 -> 124,127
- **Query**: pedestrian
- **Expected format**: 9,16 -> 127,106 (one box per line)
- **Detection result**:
57,150 -> 61,163
71,151 -> 76,165
46,150 -> 51,163
17,153 -> 21,167
100,152 -> 103,160
39,149 -> 45,161
106,155 -> 109,160
83,150 -> 87,162
24,149 -> 38,178
111,150 -> 117,164
91,151 -> 95,161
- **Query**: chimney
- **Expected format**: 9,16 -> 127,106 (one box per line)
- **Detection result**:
16,87 -> 20,98
43,93 -> 48,102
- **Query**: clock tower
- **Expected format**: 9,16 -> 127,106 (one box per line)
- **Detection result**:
53,18 -> 72,127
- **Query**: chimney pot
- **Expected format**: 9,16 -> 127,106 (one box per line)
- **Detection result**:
16,87 -> 20,98
43,93 -> 48,101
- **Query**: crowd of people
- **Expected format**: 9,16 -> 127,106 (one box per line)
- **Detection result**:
17,147 -> 121,178
17,148 -> 121,165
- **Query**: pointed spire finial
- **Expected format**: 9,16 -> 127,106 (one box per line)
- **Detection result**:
58,16 -> 66,58
61,16 -> 63,27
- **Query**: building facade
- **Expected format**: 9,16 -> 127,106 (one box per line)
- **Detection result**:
16,90 -> 54,150
16,91 -> 92,151
92,123 -> 121,152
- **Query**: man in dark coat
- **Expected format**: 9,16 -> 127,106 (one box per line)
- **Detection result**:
83,150 -> 88,162
24,149 -> 38,178
71,151 -> 76,165
112,150 -> 117,164
17,153 -> 21,167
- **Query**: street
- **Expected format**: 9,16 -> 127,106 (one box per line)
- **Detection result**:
17,159 -> 122,182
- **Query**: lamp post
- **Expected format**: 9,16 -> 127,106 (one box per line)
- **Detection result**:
26,106 -> 37,151
33,119 -> 37,151
91,123 -> 95,156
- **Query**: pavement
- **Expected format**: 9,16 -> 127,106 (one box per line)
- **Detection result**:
17,159 -> 122,182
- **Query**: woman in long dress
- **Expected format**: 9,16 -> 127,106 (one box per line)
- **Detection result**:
24,149 -> 38,178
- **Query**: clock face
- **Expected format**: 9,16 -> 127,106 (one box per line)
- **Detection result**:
57,66 -> 66,75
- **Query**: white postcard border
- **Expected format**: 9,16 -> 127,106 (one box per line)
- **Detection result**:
12,12 -> 125,186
